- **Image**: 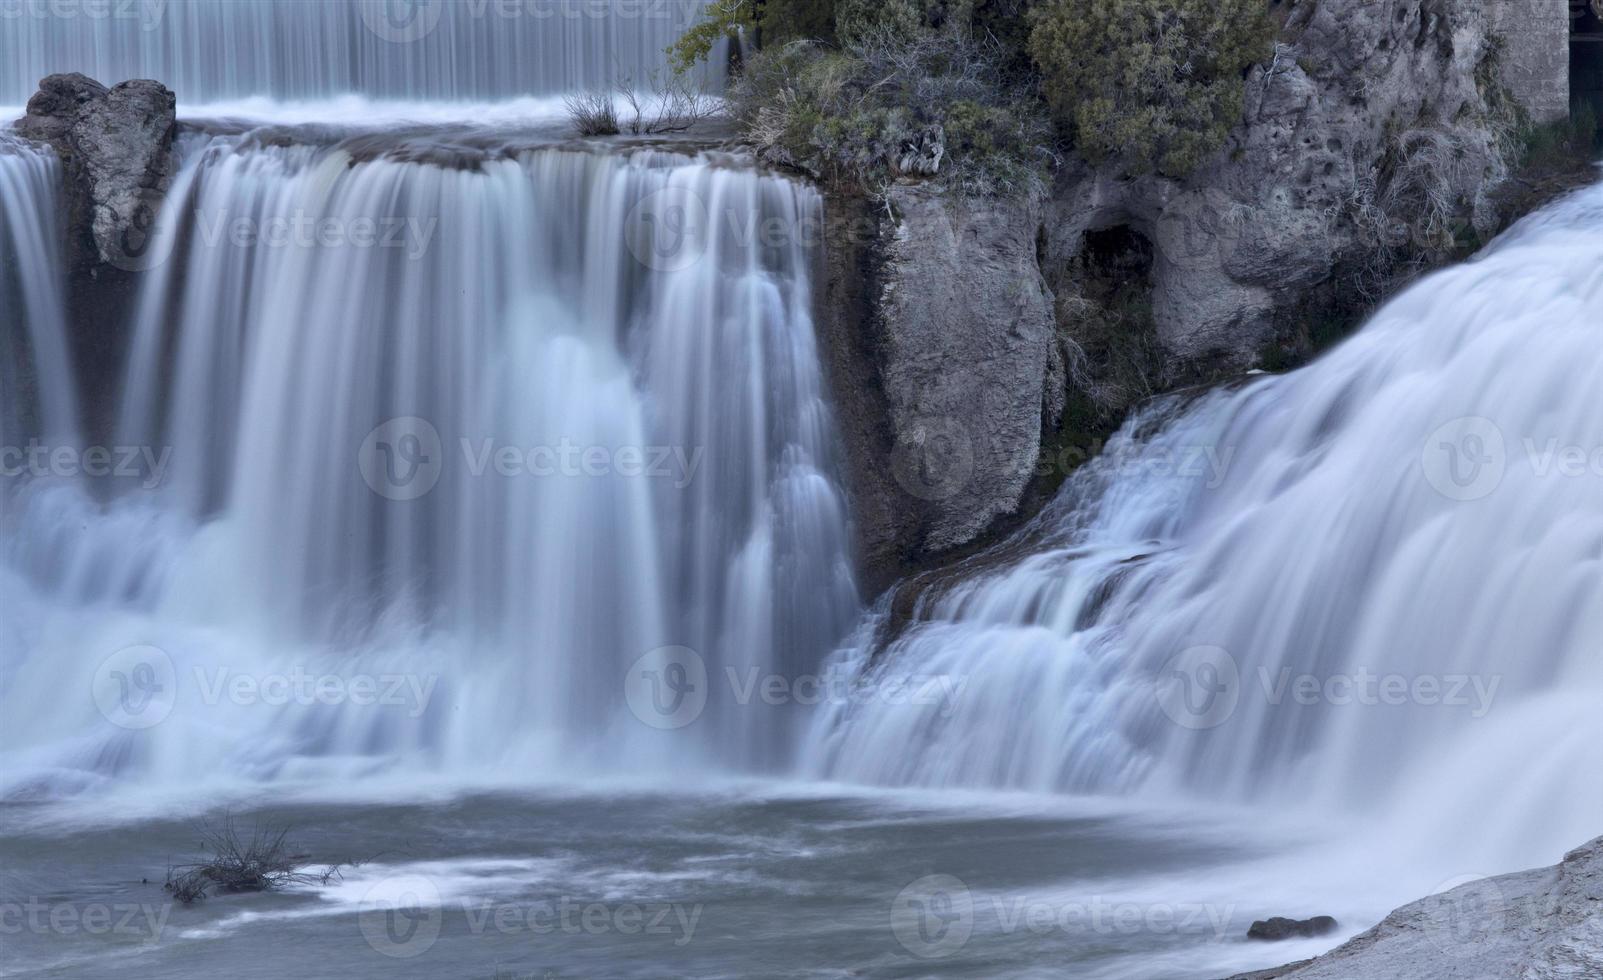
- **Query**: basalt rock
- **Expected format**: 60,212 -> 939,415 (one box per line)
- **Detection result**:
822,0 -> 1576,582
14,73 -> 177,440
16,72 -> 177,272
817,183 -> 1057,593
1248,915 -> 1340,941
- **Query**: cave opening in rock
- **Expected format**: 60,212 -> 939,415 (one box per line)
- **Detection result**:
1575,0 -> 1603,141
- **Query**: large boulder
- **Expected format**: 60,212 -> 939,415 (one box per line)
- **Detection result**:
15,72 -> 177,272
817,184 -> 1058,592
14,73 -> 177,441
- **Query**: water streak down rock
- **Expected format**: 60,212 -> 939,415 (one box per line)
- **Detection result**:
14,73 -> 176,438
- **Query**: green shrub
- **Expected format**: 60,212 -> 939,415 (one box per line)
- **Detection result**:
1027,0 -> 1274,178
729,30 -> 1052,196
669,0 -> 839,74
835,0 -> 979,43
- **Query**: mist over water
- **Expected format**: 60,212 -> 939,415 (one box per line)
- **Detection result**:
2,133 -> 857,793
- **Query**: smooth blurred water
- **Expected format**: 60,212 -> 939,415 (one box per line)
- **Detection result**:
0,786 -> 1383,980
0,133 -> 75,451
1,0 -> 720,106
0,131 -> 858,796
804,179 -> 1603,880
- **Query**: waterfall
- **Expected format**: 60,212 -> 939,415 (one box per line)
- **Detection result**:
804,181 -> 1603,871
0,133 -> 75,451
1,0 -> 717,107
0,133 -> 857,794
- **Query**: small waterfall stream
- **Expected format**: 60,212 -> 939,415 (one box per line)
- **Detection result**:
0,134 -> 75,450
804,182 -> 1603,873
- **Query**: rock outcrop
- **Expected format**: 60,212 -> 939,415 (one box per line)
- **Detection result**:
822,0 -> 1579,579
818,184 -> 1057,592
1226,836 -> 1603,980
1046,0 -> 1569,366
15,72 -> 177,273
13,73 -> 177,440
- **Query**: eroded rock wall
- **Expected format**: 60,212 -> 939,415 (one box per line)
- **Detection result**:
823,0 -> 1577,581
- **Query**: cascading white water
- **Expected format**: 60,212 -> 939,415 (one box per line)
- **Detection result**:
0,132 -> 857,793
1,0 -> 717,106
806,180 -> 1603,872
0,132 -> 75,450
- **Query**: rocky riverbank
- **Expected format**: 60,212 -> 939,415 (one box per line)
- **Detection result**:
1226,836 -> 1603,980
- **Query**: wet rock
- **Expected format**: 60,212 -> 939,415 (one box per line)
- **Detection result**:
13,73 -> 177,441
817,183 -> 1056,591
1248,915 -> 1339,940
15,73 -> 177,271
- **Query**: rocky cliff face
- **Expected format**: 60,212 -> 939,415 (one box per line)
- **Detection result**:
818,185 -> 1058,591
1226,836 -> 1603,980
14,72 -> 177,439
1048,0 -> 1568,365
823,0 -> 1579,582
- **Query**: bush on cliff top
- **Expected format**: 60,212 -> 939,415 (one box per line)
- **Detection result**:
669,0 -> 838,74
729,29 -> 1053,196
675,0 -> 1271,190
1027,0 -> 1274,178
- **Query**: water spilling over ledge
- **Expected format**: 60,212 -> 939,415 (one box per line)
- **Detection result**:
1,134 -> 858,792
1,0 -> 718,107
803,179 -> 1603,873
0,134 -> 76,449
